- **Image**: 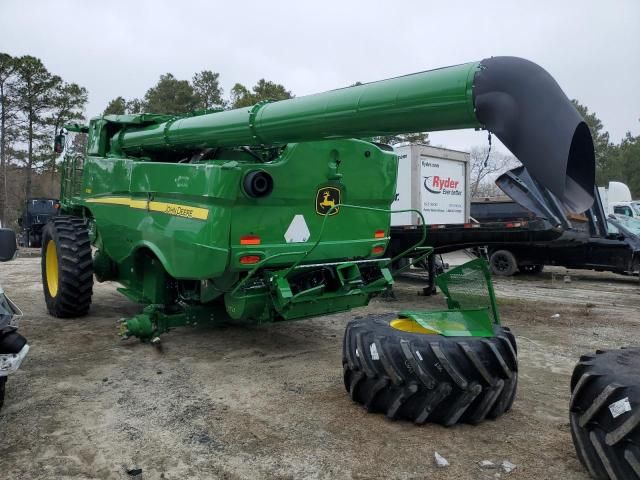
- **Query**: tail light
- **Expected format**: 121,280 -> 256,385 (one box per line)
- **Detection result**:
240,255 -> 261,265
240,235 -> 261,245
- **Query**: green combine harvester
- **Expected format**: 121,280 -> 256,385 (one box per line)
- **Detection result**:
43,56 -> 595,425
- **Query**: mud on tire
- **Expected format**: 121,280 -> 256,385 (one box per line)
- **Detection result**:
570,347 -> 640,480
342,313 -> 518,426
41,216 -> 94,317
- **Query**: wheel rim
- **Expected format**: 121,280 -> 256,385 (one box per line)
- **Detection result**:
390,318 -> 438,334
494,254 -> 510,272
46,239 -> 59,297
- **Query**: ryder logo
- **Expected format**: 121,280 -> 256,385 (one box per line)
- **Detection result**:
423,176 -> 460,194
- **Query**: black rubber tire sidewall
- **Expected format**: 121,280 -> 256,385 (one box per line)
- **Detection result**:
570,348 -> 640,480
343,313 -> 518,426
0,332 -> 27,354
490,250 -> 518,276
41,217 -> 93,318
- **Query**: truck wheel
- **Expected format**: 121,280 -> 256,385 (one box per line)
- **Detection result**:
343,314 -> 518,426
41,216 -> 94,317
570,348 -> 640,480
489,250 -> 518,276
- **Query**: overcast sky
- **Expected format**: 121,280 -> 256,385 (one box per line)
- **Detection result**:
1,0 -> 638,154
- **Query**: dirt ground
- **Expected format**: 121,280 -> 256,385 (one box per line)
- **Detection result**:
0,252 -> 639,480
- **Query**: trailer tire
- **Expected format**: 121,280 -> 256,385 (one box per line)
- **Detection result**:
489,250 -> 518,276
41,216 -> 93,317
570,347 -> 640,480
343,314 -> 518,426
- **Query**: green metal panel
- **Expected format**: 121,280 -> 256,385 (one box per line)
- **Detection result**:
436,258 -> 500,324
75,138 -> 396,281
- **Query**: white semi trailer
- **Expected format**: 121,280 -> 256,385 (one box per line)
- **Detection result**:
391,144 -> 470,226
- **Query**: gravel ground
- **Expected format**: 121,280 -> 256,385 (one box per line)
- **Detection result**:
0,251 -> 638,479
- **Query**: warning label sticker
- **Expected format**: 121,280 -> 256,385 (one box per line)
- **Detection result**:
609,397 -> 632,418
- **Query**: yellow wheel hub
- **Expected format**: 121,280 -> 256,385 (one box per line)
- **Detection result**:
45,239 -> 59,297
390,318 -> 439,335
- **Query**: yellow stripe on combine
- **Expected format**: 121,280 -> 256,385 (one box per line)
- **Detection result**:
86,197 -> 209,220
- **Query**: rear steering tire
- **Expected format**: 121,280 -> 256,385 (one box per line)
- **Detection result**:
41,216 -> 94,317
489,250 -> 518,276
343,314 -> 518,426
570,347 -> 640,480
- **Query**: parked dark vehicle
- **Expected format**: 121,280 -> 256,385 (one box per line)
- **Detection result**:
17,198 -> 60,248
485,213 -> 640,277
475,165 -> 626,276
0,228 -> 30,410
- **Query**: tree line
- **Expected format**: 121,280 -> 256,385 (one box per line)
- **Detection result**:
1,52 -> 638,229
103,72 -> 293,115
572,101 -> 640,197
0,53 -> 88,227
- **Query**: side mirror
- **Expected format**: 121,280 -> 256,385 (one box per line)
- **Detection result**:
0,228 -> 17,262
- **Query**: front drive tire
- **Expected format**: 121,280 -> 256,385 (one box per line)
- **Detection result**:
570,348 -> 640,480
41,216 -> 94,317
343,314 -> 518,426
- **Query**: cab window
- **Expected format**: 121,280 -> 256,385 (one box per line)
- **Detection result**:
614,205 -> 633,217
607,222 -> 620,235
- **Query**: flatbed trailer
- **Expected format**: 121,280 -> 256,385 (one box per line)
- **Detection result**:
388,217 -> 562,293
390,218 -> 561,256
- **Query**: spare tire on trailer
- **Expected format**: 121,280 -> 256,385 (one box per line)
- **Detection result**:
569,347 -> 640,480
343,313 -> 518,426
489,250 -> 518,276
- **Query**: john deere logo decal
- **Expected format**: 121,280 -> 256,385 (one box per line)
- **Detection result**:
316,187 -> 341,216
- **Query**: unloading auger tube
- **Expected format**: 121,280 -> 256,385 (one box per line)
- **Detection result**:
114,56 -> 595,212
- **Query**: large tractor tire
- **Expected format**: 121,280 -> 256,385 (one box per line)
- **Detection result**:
570,348 -> 640,480
343,314 -> 518,426
489,250 -> 518,276
41,216 -> 94,317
